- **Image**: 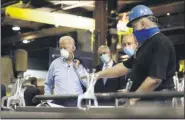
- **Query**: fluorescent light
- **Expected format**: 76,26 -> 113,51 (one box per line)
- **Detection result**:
62,1 -> 94,10
12,26 -> 20,31
22,40 -> 30,44
55,24 -> 59,27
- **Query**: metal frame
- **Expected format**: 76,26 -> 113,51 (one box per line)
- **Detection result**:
1,107 -> 184,119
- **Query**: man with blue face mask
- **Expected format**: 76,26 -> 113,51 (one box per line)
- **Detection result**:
94,5 -> 176,106
120,34 -> 138,62
94,45 -> 126,106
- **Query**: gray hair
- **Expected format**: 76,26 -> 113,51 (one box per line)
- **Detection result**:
146,16 -> 159,26
59,36 -> 75,44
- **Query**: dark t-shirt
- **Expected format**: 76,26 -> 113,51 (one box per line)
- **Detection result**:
24,86 -> 41,106
123,33 -> 176,91
1,84 -> 6,99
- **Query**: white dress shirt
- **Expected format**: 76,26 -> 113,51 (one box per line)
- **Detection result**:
102,60 -> 113,85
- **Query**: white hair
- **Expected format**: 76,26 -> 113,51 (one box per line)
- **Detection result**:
59,36 -> 75,44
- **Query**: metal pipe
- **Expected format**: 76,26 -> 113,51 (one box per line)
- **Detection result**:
33,91 -> 184,103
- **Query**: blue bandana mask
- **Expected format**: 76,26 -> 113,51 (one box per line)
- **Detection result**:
133,27 -> 160,43
123,47 -> 135,57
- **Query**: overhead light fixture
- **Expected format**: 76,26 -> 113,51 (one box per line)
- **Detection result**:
62,1 -> 94,10
22,40 -> 30,44
12,26 -> 20,31
55,24 -> 59,27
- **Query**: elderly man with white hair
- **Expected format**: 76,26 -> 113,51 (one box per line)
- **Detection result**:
44,36 -> 87,107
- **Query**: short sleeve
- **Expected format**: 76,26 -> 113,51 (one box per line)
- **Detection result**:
122,56 -> 134,69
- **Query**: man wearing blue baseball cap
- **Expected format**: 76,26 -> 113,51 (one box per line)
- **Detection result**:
94,5 -> 176,106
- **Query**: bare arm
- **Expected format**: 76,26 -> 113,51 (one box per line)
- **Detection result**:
96,63 -> 129,79
130,76 -> 162,103
136,76 -> 162,92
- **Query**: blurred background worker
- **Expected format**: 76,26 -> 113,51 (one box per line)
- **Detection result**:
24,77 -> 41,106
1,84 -> 6,99
44,36 -> 87,107
95,45 -> 126,106
94,5 -> 176,106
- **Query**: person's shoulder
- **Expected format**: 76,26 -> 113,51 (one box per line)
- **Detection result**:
95,64 -> 103,70
36,87 -> 41,92
25,86 -> 35,92
151,33 -> 173,47
53,57 -> 62,63
153,33 -> 171,43
50,57 -> 62,66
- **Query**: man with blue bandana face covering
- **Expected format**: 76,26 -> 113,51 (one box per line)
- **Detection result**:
94,5 -> 176,106
94,45 -> 126,106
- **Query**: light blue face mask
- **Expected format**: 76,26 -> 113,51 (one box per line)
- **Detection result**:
100,54 -> 110,64
123,47 -> 135,57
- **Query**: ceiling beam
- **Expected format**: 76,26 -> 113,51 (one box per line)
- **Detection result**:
117,0 -> 143,12
151,1 -> 184,16
5,2 -> 95,30
119,1 -> 184,16
2,27 -> 75,45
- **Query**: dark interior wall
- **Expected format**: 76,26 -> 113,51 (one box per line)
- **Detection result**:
160,13 -> 185,61
28,58 -> 49,70
28,48 -> 50,70
159,13 -> 185,70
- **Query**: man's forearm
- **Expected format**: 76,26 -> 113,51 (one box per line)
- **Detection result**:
97,63 -> 129,79
131,77 -> 162,102
136,76 -> 162,92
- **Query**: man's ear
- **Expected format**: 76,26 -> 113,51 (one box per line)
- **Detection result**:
73,46 -> 76,50
109,52 -> 112,58
141,19 -> 147,29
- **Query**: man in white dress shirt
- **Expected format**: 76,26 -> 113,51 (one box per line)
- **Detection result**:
94,45 -> 126,106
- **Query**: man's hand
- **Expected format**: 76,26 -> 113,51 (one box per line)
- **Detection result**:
117,89 -> 128,93
87,73 -> 99,85
123,98 -> 139,107
73,59 -> 80,69
128,98 -> 139,105
120,55 -> 129,62
117,89 -> 139,106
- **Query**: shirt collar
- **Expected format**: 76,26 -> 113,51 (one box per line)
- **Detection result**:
103,60 -> 113,67
29,84 -> 35,87
60,57 -> 73,67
